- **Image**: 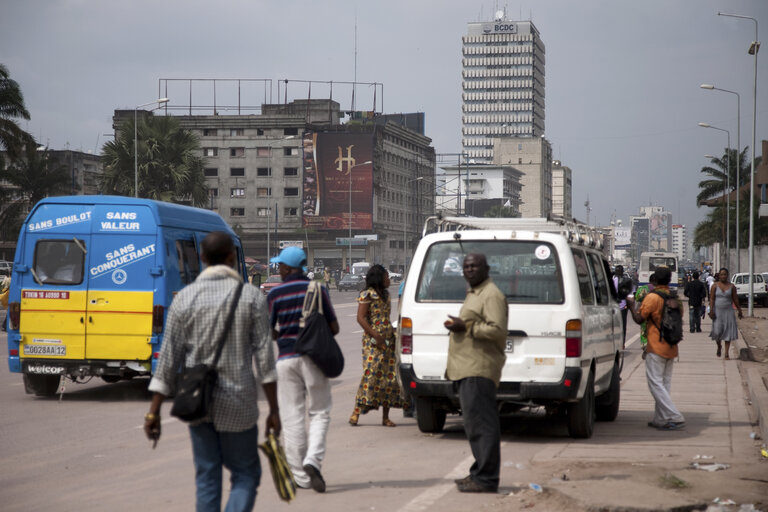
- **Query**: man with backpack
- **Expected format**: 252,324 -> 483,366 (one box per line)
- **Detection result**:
627,266 -> 686,431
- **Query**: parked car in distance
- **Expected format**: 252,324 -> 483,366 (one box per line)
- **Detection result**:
388,272 -> 403,283
730,273 -> 768,306
259,275 -> 283,294
0,260 -> 12,277
338,273 -> 366,292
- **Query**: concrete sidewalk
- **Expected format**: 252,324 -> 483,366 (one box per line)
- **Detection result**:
504,312 -> 768,510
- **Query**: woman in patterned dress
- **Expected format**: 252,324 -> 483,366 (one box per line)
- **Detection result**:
349,264 -> 406,427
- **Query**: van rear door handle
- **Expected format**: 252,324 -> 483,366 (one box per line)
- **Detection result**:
89,316 -> 93,323
80,317 -> 84,324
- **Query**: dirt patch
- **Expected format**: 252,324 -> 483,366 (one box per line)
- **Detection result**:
739,315 -> 768,363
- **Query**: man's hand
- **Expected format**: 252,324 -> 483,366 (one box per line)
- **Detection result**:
266,409 -> 281,437
444,315 -> 466,333
144,413 -> 161,446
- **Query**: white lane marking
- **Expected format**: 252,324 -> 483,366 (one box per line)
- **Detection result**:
352,330 -> 363,334
625,331 -> 640,348
395,453 -> 477,512
133,417 -> 179,430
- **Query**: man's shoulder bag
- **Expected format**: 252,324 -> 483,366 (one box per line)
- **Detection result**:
170,282 -> 244,422
294,281 -> 344,378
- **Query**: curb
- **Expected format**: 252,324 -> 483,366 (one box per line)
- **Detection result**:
744,365 -> 768,443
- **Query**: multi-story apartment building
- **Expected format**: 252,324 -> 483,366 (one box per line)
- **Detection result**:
462,14 -> 545,164
493,137 -> 552,218
551,160 -> 572,219
435,163 -> 523,217
671,224 -> 687,262
115,98 -> 435,272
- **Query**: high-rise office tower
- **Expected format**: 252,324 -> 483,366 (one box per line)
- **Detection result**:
462,12 -> 545,163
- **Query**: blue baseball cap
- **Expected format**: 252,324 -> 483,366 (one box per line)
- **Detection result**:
270,246 -> 307,269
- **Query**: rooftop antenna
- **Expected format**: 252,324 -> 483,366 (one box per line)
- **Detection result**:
352,10 -> 357,112
584,196 -> 592,226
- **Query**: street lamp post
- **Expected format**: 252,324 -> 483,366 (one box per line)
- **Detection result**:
403,177 -> 424,273
718,12 -> 759,316
701,84 -> 740,272
699,123 -> 731,269
347,160 -> 372,271
264,136 -> 296,271
134,98 -> 169,198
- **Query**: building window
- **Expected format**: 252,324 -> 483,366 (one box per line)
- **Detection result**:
518,158 -> 522,164
257,167 -> 271,177
257,187 -> 271,197
257,207 -> 270,216
257,128 -> 264,136
284,207 -> 298,216
230,168 -> 245,177
284,187 -> 299,197
208,188 -> 218,197
204,148 -> 218,157
230,187 -> 245,198
203,129 -> 217,136
284,167 -> 298,177
230,208 -> 245,217
204,168 -> 218,177
230,147 -> 245,158
283,147 -> 299,157
256,147 -> 271,157
230,128 -> 244,136
284,127 -> 298,136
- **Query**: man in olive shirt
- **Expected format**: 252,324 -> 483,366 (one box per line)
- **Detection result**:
444,253 -> 508,493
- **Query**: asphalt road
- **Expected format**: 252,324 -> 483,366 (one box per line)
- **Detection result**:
0,289 -> 763,511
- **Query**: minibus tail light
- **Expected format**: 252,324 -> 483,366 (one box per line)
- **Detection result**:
152,305 -> 165,334
400,317 -> 413,354
9,302 -> 20,330
565,319 -> 582,357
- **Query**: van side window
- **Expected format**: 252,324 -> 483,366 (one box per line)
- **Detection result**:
587,253 -> 610,305
572,249 -> 595,305
175,240 -> 200,284
34,240 -> 85,285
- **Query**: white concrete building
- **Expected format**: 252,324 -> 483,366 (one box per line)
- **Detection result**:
436,163 -> 523,217
671,224 -> 687,261
493,137 -> 552,218
551,160 -> 572,219
462,13 -> 545,163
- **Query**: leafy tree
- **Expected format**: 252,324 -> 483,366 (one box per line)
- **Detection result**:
100,115 -> 208,206
483,204 -> 518,218
0,63 -> 34,166
0,145 -> 71,238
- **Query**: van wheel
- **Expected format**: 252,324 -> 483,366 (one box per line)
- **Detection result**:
596,362 -> 621,422
415,397 -> 446,433
23,374 -> 60,397
567,370 -> 595,438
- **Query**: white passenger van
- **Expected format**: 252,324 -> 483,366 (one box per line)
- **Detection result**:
638,251 -> 679,290
397,217 -> 623,439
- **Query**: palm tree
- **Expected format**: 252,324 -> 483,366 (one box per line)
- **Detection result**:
0,63 -> 34,166
0,145 -> 71,238
100,115 -> 208,206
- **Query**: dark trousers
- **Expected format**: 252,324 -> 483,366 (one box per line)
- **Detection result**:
457,377 -> 500,490
620,308 -> 628,346
689,305 -> 703,332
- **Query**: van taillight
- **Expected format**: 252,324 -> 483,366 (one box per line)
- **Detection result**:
9,302 -> 20,330
400,317 -> 413,354
565,319 -> 582,357
152,305 -> 165,334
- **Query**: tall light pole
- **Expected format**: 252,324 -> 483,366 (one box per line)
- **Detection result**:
134,98 -> 169,198
347,160 -> 372,271
699,123 -> 731,269
700,84 -> 740,272
264,136 -> 296,272
718,12 -> 759,316
403,177 -> 424,273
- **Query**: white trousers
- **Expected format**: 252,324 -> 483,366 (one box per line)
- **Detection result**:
276,355 -> 332,487
645,352 -> 685,425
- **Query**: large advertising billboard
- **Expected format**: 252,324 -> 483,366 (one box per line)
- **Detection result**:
302,132 -> 374,231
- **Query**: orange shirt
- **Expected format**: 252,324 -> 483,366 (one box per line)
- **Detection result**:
639,285 -> 678,359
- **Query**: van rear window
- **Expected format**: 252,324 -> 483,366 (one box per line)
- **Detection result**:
648,257 -> 676,271
415,241 -> 563,304
33,240 -> 85,285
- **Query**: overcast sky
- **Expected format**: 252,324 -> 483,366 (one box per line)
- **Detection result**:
1,0 -> 766,233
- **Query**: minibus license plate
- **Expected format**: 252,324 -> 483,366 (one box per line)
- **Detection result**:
24,345 -> 66,356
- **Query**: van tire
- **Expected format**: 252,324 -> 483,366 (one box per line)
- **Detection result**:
415,397 -> 446,433
567,370 -> 595,438
596,362 -> 620,422
23,374 -> 60,397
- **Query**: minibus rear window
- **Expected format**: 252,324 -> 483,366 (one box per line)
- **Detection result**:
415,241 -> 563,304
648,257 -> 676,271
176,240 -> 200,284
34,240 -> 85,285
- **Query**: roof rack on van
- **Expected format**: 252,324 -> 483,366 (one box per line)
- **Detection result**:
422,214 -> 605,250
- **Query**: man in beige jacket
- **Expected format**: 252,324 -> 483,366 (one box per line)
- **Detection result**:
444,253 -> 507,493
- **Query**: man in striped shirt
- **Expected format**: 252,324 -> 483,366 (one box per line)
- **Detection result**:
267,246 -> 339,493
